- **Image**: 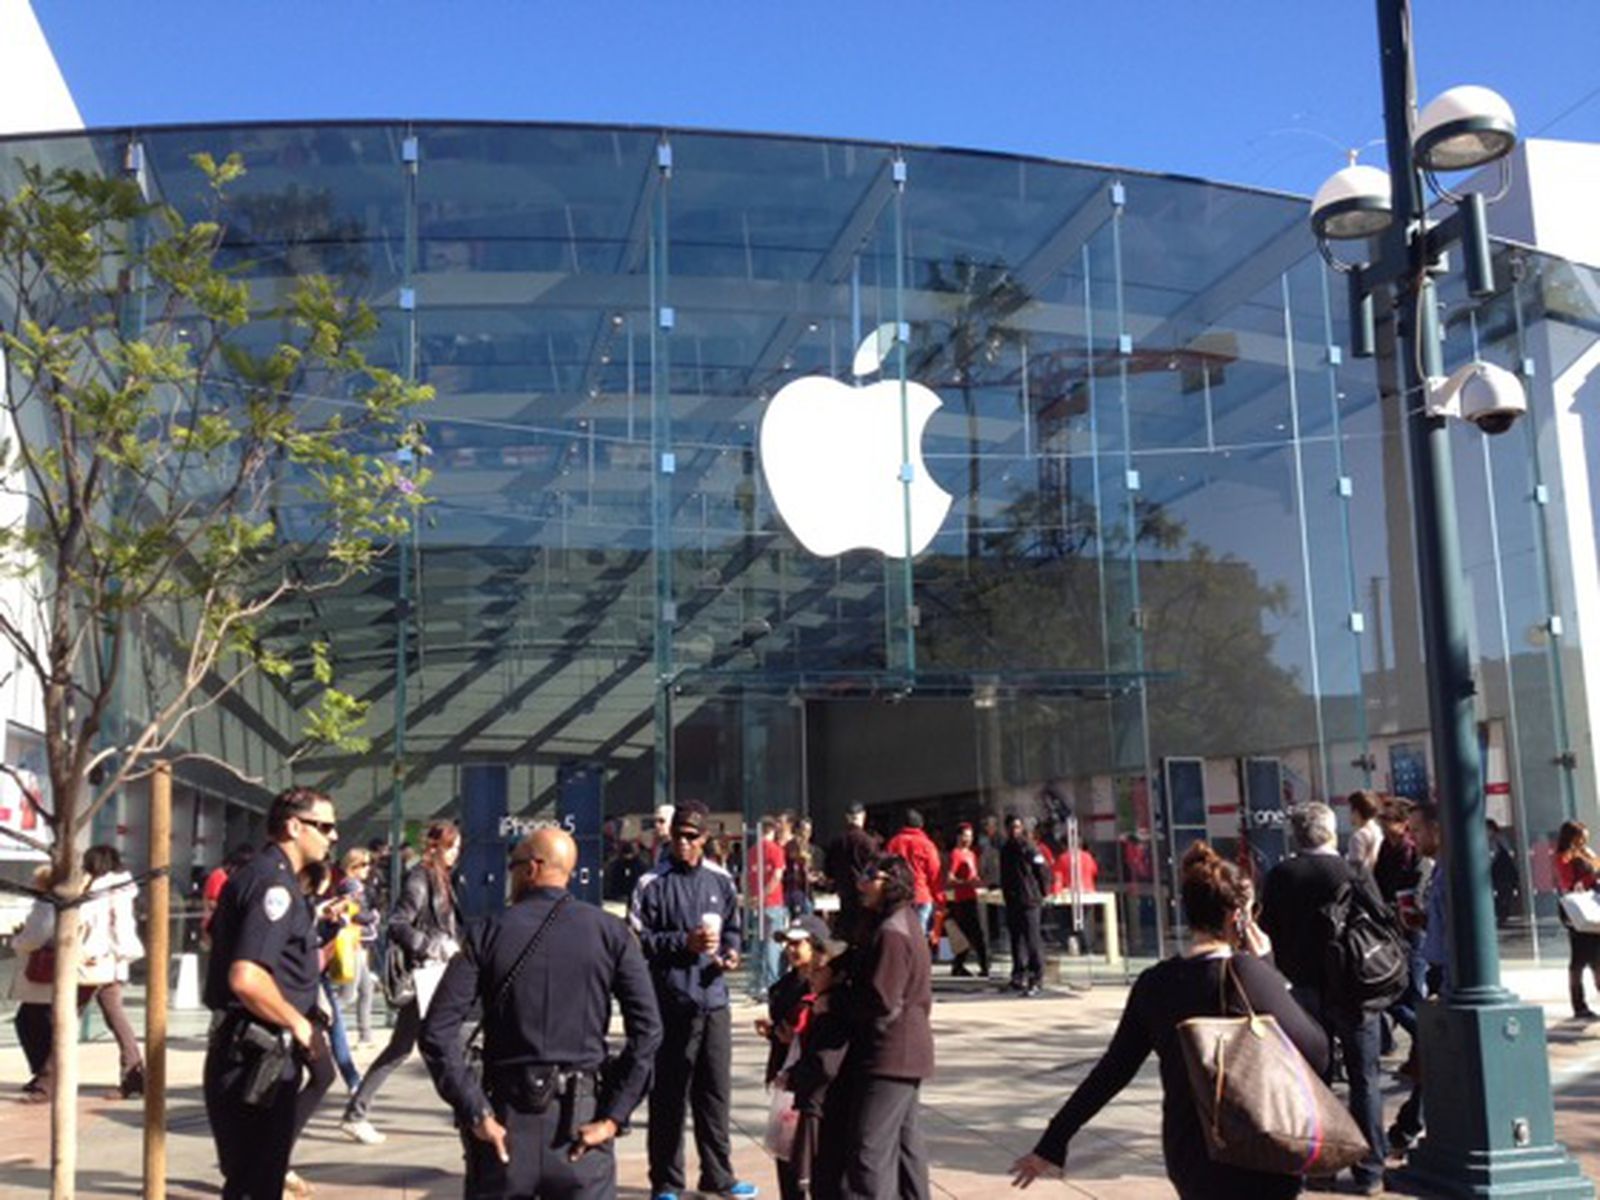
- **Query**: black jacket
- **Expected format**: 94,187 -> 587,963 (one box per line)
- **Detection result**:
1000,837 -> 1051,909
764,969 -> 811,1084
1259,849 -> 1389,991
824,826 -> 877,906
629,857 -> 742,1013
418,887 -> 662,1130
388,863 -> 460,967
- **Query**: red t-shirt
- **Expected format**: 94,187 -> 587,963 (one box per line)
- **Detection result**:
885,828 -> 944,905
749,839 -> 787,908
1053,848 -> 1099,894
202,866 -> 230,904
949,846 -> 981,903
1556,853 -> 1596,894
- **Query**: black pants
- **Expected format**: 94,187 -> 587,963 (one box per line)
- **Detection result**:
345,997 -> 421,1120
648,1004 -> 735,1193
204,1034 -> 303,1199
948,900 -> 988,975
1567,928 -> 1600,1013
463,1086 -> 613,1199
291,1029 -> 335,1147
826,1076 -> 929,1200
1005,905 -> 1043,987
14,1002 -> 51,1078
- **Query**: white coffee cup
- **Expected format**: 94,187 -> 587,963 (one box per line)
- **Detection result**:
701,911 -> 723,940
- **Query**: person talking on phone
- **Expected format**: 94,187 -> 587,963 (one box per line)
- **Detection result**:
203,787 -> 337,1200
629,800 -> 759,1200
420,826 -> 662,1198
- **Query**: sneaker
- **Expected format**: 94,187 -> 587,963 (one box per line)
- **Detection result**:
720,1186 -> 759,1199
284,1169 -> 314,1196
339,1117 -> 386,1145
650,1193 -> 680,1200
118,1065 -> 145,1099
951,964 -> 973,977
1574,1007 -> 1598,1021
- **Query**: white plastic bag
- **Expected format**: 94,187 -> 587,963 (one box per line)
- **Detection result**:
1561,891 -> 1600,933
414,960 -> 448,1017
765,1089 -> 799,1161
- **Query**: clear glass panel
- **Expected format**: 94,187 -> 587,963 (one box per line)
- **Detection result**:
6,122 -> 1600,967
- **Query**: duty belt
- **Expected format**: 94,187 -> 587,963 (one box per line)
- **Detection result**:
486,1063 -> 599,1114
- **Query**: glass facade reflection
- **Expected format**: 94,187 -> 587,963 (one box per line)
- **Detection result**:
4,121 -> 1599,955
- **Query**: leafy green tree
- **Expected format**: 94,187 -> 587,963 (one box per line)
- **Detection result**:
0,153 -> 430,1198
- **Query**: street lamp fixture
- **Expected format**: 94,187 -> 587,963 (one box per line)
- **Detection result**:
1307,4 -> 1591,1197
1309,162 -> 1392,242
1414,84 -> 1519,172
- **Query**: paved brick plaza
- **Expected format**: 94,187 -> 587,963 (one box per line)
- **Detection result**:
4,962 -> 1600,1198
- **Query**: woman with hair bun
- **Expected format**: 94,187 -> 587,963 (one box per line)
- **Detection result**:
1012,842 -> 1327,1199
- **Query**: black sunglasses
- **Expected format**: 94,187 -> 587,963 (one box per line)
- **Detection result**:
300,817 -> 338,836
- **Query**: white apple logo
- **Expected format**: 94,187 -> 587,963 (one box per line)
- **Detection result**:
759,324 -> 953,558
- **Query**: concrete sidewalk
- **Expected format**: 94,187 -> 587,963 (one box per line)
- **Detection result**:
4,963 -> 1600,1198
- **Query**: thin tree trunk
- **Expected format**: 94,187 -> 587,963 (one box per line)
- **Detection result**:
49,877 -> 81,1200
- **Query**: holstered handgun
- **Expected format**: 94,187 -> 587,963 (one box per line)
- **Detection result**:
233,1018 -> 293,1108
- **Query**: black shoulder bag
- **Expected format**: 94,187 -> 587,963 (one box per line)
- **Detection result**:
465,893 -> 570,1096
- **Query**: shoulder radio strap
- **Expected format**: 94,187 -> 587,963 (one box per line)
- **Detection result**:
468,892 -> 571,1047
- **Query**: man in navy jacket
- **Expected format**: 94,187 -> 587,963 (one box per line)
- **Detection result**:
630,801 -> 758,1200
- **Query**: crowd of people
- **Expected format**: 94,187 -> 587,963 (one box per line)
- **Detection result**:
12,786 -> 1599,1199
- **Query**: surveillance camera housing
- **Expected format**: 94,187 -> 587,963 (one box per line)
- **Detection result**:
1425,360 -> 1527,435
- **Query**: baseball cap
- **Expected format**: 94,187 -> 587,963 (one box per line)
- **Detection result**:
845,801 -> 866,817
774,913 -> 847,958
671,800 -> 709,837
774,913 -> 831,945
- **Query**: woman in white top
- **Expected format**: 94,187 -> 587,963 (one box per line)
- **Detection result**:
79,844 -> 146,1097
9,865 -> 57,1098
1345,789 -> 1383,873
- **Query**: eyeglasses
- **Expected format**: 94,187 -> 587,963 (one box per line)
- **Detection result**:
300,817 -> 338,837
671,829 -> 703,842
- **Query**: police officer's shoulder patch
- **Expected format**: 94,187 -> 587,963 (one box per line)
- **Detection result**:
262,885 -> 292,922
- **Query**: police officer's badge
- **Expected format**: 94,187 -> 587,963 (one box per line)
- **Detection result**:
263,885 -> 292,922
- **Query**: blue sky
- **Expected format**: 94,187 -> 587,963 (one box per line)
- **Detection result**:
31,1 -> 1600,198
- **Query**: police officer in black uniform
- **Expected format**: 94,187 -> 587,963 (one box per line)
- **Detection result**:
420,825 -> 662,1198
203,787 -> 337,1199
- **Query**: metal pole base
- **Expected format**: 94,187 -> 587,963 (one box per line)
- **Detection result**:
1388,1000 -> 1592,1198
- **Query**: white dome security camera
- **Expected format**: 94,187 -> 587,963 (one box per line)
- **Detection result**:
1425,360 -> 1527,435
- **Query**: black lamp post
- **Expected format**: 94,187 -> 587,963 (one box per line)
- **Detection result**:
1312,2 -> 1591,1195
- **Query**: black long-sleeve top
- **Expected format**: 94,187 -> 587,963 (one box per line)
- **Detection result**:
418,887 -> 662,1130
1033,952 -> 1328,1200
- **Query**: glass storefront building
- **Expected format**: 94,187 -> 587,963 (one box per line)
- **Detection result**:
4,121 -> 1598,955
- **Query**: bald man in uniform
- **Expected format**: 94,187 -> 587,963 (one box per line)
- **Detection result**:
421,827 -> 662,1198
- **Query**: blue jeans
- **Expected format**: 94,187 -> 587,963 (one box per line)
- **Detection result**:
322,977 -> 362,1092
1291,984 -> 1384,1185
762,905 -> 789,991
914,902 -> 934,934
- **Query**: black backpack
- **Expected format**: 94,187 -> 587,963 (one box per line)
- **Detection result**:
1316,879 -> 1409,1014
